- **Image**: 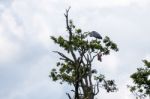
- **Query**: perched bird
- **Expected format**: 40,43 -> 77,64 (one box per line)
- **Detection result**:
89,31 -> 102,39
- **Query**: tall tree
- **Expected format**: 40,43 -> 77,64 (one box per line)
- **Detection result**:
128,60 -> 150,99
49,7 -> 119,99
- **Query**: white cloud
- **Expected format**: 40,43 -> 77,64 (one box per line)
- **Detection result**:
0,9 -> 24,40
30,14 -> 52,48
0,0 -> 14,9
102,53 -> 120,72
7,80 -> 63,99
144,54 -> 150,61
0,3 -> 24,63
3,55 -> 64,99
0,36 -> 20,63
10,0 -> 55,48
67,0 -> 150,9
67,0 -> 127,8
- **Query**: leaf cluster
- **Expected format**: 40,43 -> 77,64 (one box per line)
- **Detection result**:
94,74 -> 117,93
128,60 -> 150,98
51,33 -> 118,55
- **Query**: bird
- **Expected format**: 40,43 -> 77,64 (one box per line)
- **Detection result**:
89,31 -> 102,39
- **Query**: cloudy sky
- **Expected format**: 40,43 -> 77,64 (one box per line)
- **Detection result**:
0,0 -> 150,99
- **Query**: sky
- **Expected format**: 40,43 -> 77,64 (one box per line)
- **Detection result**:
0,0 -> 150,99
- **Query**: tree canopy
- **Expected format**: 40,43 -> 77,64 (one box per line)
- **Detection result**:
128,60 -> 150,99
49,7 -> 119,99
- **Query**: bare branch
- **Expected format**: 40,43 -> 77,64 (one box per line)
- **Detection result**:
94,81 -> 100,95
64,7 -> 72,41
53,51 -> 74,63
66,93 -> 72,99
91,53 -> 98,62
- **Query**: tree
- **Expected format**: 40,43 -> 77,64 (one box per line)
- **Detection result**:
49,7 -> 119,99
128,60 -> 150,99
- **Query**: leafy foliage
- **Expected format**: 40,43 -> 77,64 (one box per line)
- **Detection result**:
128,60 -> 150,99
49,7 -> 119,99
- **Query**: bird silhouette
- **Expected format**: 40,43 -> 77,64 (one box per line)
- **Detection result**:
89,31 -> 102,39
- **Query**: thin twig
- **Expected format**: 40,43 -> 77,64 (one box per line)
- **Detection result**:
66,93 -> 72,99
53,51 -> 74,63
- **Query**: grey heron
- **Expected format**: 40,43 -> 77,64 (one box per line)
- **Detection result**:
89,31 -> 102,39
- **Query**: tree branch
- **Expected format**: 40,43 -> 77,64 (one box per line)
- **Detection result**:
66,93 -> 72,99
64,7 -> 77,62
94,81 -> 100,95
64,7 -> 72,41
64,7 -> 80,99
53,51 -> 74,63
91,53 -> 98,62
